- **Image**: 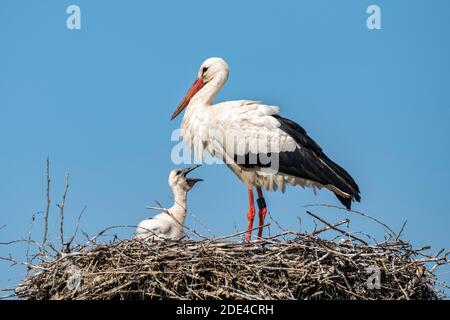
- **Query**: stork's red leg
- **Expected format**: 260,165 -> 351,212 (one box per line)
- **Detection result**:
256,187 -> 267,238
246,188 -> 256,241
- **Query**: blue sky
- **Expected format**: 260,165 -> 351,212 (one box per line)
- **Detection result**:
1,0 -> 449,295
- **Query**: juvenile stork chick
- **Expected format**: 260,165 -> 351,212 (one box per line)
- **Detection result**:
135,165 -> 202,241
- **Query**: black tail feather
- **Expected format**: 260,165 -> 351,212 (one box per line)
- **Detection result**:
322,154 -> 361,202
335,193 -> 352,210
273,114 -> 361,203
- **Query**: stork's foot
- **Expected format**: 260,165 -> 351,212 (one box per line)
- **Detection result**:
255,187 -> 267,238
256,196 -> 267,238
246,206 -> 256,241
246,188 -> 256,241
257,207 -> 267,238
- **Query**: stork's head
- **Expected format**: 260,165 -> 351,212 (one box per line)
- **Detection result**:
171,57 -> 229,120
168,165 -> 203,192
196,57 -> 229,83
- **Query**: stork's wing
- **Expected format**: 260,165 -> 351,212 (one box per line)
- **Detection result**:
271,115 -> 361,208
206,101 -> 360,208
207,101 -> 297,159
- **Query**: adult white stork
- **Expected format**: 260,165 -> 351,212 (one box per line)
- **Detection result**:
170,57 -> 360,240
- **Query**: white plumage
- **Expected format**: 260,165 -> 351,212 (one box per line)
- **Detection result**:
170,57 -> 360,239
182,99 -> 302,192
135,166 -> 202,241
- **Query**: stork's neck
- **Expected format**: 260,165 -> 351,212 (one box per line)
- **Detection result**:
168,186 -> 188,225
190,72 -> 227,106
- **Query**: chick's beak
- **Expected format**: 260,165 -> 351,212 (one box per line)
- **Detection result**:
186,178 -> 203,187
181,165 -> 203,187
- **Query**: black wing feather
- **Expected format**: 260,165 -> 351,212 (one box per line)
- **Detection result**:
235,115 -> 361,209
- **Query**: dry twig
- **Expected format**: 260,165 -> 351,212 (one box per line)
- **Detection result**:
42,157 -> 51,253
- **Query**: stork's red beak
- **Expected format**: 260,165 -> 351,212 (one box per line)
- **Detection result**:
171,78 -> 205,120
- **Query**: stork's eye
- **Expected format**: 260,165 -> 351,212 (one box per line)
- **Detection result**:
176,170 -> 181,175
202,67 -> 208,74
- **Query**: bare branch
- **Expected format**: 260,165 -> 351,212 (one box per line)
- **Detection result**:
65,206 -> 87,251
42,157 -> 51,253
303,203 -> 397,237
57,173 -> 70,250
306,211 -> 368,245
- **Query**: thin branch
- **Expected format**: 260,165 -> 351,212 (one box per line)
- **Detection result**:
303,203 -> 397,237
208,223 -> 271,242
65,206 -> 87,251
57,173 -> 70,250
42,157 -> 51,253
306,211 -> 368,245
26,211 -> 40,267
311,218 -> 350,236
396,220 -> 408,241
153,200 -> 208,241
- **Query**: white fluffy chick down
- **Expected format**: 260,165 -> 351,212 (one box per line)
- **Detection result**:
135,166 -> 202,241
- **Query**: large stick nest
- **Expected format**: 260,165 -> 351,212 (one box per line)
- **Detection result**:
13,232 -> 445,300
3,162 -> 448,300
